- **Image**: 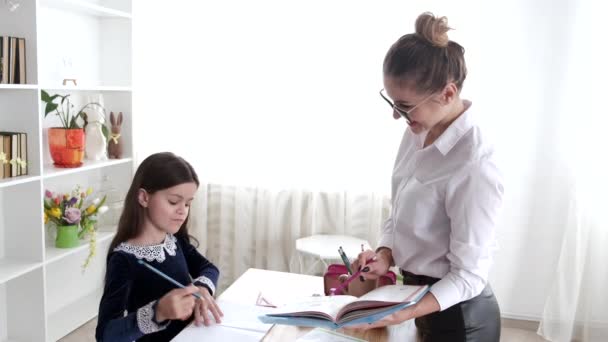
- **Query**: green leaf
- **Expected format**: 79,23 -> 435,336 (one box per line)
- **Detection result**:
101,124 -> 110,141
41,89 -> 50,102
69,116 -> 79,128
44,102 -> 58,117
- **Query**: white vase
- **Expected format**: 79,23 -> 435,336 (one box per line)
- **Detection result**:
84,93 -> 107,161
85,122 -> 107,160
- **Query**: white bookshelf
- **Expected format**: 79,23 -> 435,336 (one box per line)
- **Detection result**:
0,0 -> 133,340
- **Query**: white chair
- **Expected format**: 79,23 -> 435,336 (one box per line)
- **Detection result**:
294,234 -> 372,275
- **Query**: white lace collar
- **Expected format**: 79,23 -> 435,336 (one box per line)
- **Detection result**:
114,234 -> 177,263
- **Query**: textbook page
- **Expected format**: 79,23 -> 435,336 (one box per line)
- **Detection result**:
271,295 -> 358,321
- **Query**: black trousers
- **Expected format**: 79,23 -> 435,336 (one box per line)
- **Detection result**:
402,271 -> 501,342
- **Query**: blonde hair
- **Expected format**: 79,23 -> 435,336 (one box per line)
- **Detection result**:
415,12 -> 451,47
383,12 -> 467,93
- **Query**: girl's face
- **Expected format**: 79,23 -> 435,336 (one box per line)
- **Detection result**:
138,181 -> 198,235
383,76 -> 448,134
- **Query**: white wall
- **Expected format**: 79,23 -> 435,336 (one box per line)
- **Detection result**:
134,0 -> 570,320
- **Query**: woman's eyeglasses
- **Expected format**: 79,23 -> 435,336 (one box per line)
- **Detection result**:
379,89 -> 434,124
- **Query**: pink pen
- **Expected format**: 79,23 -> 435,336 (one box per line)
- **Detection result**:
330,258 -> 376,295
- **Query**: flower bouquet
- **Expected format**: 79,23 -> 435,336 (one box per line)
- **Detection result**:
43,186 -> 108,270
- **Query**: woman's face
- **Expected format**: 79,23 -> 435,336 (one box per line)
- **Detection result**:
383,76 -> 448,134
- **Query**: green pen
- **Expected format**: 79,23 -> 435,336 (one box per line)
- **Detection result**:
338,246 -> 353,275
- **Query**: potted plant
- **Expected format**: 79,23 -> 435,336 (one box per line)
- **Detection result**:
43,186 -> 108,270
41,90 -> 105,167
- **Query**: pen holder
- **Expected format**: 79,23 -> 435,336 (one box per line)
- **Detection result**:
323,264 -> 396,297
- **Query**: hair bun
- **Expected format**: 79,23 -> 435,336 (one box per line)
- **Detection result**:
415,12 -> 451,47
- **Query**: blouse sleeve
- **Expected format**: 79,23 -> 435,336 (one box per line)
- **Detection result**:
179,236 -> 220,296
95,252 -> 169,342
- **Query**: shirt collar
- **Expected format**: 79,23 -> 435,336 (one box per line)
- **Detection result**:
429,101 -> 474,156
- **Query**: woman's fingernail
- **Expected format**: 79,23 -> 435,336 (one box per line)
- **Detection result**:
362,266 -> 369,272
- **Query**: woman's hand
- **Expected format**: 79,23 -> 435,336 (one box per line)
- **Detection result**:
352,248 -> 392,280
193,287 -> 224,326
345,305 -> 416,331
155,285 -> 198,322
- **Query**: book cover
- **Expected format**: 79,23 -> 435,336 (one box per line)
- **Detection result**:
3,135 -> 11,177
11,133 -> 18,177
9,37 -> 16,84
0,36 -> 7,84
259,284 -> 429,329
19,132 -> 27,175
0,136 -> 4,179
17,38 -> 25,84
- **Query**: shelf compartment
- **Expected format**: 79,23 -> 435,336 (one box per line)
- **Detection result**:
46,287 -> 102,342
39,0 -> 131,18
0,181 -> 44,277
43,158 -> 132,179
45,230 -> 115,264
0,268 -> 46,341
45,233 -> 113,340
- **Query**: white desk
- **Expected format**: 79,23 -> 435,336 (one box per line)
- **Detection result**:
172,268 -> 417,341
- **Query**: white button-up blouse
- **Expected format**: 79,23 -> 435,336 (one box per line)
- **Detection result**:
378,105 -> 504,311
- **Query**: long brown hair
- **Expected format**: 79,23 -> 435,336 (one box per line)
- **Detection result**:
108,152 -> 200,253
383,12 -> 467,94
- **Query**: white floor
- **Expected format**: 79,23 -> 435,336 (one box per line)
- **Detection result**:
60,317 -> 549,342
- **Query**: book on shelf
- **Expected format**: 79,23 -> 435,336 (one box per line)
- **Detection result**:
0,36 -> 6,84
17,38 -> 25,84
0,131 -> 27,179
258,284 -> 429,329
0,35 -> 26,84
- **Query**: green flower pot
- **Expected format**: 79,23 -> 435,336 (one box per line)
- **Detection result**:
55,225 -> 80,248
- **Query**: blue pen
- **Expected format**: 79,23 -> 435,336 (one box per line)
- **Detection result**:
137,259 -> 202,299
338,246 -> 353,275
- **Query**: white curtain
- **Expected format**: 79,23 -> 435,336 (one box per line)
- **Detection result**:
537,0 -> 608,340
188,183 -> 389,292
134,0 -> 608,333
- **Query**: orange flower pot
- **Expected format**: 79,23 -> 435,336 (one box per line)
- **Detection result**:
48,128 -> 85,168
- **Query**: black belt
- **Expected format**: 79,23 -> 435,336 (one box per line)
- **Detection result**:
400,269 -> 440,286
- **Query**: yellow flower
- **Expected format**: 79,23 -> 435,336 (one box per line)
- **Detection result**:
44,211 -> 49,224
49,207 -> 62,219
86,187 -> 93,196
86,205 -> 96,215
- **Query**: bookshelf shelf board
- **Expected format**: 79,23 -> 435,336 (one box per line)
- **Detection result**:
0,175 -> 41,189
40,0 -> 132,19
43,158 -> 132,179
44,230 -> 115,265
0,259 -> 42,284
40,85 -> 132,92
0,84 -> 39,90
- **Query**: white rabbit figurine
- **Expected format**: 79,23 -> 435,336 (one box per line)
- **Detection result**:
84,108 -> 108,161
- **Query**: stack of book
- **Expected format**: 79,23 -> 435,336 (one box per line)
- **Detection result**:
0,36 -> 26,84
0,131 -> 27,179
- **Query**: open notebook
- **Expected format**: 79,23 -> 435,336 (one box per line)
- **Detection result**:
258,284 -> 429,329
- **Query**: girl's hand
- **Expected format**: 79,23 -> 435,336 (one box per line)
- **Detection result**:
155,285 -> 198,322
193,287 -> 224,326
352,249 -> 391,280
